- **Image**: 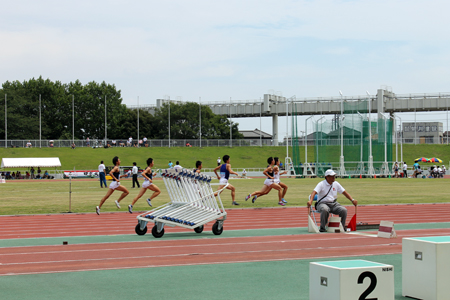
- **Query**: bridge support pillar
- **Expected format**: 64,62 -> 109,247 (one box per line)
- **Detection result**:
272,114 -> 278,146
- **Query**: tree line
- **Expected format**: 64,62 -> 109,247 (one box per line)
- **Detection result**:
0,77 -> 243,140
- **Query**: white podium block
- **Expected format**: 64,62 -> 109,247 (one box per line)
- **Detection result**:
310,260 -> 394,300
402,236 -> 450,300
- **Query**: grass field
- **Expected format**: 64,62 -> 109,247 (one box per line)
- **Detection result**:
0,144 -> 449,171
1,177 -> 449,215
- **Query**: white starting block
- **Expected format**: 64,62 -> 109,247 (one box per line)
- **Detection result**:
377,220 -> 397,238
310,259 -> 395,300
402,236 -> 450,300
327,216 -> 345,233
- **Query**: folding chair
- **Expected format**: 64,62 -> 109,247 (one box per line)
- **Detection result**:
308,194 -> 338,233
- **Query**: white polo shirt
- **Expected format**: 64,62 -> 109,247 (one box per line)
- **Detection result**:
132,166 -> 138,175
98,164 -> 106,173
313,180 -> 345,204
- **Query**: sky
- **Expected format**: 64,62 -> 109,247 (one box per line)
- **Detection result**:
2,0 -> 450,140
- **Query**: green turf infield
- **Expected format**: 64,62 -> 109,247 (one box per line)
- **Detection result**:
0,177 -> 449,215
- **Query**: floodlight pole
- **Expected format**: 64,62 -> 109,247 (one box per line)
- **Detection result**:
338,91 -> 347,177
168,98 -> 170,148
390,115 -> 398,163
72,95 -> 74,143
304,115 -> 314,176
366,92 -> 375,177
229,97 -> 232,148
199,97 -> 201,148
105,95 -> 107,142
137,96 -> 139,147
260,98 -> 262,147
4,94 -> 7,148
395,115 -> 403,164
357,112 -> 365,176
39,94 -> 42,148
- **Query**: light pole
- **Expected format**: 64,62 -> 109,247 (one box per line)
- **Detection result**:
229,97 -> 232,148
357,112 -> 365,176
366,91 -> 375,177
260,98 -> 262,147
338,91 -> 346,177
39,94 -> 41,148
199,97 -> 201,148
72,95 -> 74,144
389,114 -> 398,164
105,95 -> 107,142
137,96 -> 139,147
315,116 -> 325,169
4,94 -> 7,148
168,98 -> 171,148
304,115 -> 314,176
395,115 -> 403,164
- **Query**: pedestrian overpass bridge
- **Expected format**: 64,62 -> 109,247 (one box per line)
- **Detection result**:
129,88 -> 450,145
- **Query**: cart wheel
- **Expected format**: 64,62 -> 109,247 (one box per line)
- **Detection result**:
194,225 -> 204,234
152,225 -> 165,238
212,222 -> 223,235
135,223 -> 147,235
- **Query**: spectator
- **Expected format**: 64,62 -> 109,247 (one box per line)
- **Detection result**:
127,136 -> 133,147
119,140 -> 125,147
98,160 -> 107,188
393,162 -> 399,178
43,170 -> 49,179
30,167 -> 35,179
112,139 -> 117,147
186,142 -> 191,147
403,162 -> 407,178
26,140 -> 32,148
217,157 -> 221,166
11,172 -> 15,179
168,161 -> 173,168
143,136 -> 148,147
26,171 -> 30,179
49,140 -> 54,147
71,143 -> 76,149
132,162 -> 140,188
438,166 -> 443,178
442,165 -> 446,175
86,137 -> 90,147
242,169 -> 247,178
37,167 -> 42,179
174,161 -> 182,170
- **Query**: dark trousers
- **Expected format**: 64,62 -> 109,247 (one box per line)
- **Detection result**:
132,174 -> 140,188
99,172 -> 107,187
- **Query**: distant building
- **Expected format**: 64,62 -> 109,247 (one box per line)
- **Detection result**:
402,122 -> 443,144
239,128 -> 272,140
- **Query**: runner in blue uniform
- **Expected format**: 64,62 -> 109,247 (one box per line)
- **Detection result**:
96,156 -> 130,215
128,158 -> 161,213
213,155 -> 239,205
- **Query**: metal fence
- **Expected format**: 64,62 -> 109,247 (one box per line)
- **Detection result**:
0,139 -> 274,148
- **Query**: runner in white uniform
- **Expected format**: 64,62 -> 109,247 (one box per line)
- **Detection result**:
96,156 -> 130,215
245,157 -> 285,206
128,158 -> 161,213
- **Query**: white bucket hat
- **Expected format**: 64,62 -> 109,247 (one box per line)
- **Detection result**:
324,169 -> 337,177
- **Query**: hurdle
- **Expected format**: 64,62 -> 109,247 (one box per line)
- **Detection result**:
134,169 -> 228,238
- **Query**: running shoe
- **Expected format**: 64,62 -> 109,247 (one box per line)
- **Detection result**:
96,206 -> 100,215
245,193 -> 251,201
278,201 -> 285,206
232,201 -> 240,205
252,195 -> 257,203
281,198 -> 287,203
115,200 -> 121,209
128,204 -> 133,213
146,198 -> 152,207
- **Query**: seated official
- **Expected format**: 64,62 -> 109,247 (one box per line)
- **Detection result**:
307,169 -> 357,232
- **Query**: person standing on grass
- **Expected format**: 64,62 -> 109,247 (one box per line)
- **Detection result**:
214,155 -> 239,205
132,162 -> 140,188
128,158 -> 160,213
96,156 -> 129,215
307,169 -> 357,232
98,160 -> 107,188
403,162 -> 408,178
245,157 -> 285,206
217,157 -> 221,166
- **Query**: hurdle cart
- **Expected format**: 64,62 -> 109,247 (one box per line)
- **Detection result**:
134,169 -> 228,238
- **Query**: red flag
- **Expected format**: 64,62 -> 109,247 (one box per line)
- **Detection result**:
348,214 -> 357,231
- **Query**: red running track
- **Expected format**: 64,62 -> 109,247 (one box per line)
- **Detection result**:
1,204 -> 450,276
1,203 -> 450,239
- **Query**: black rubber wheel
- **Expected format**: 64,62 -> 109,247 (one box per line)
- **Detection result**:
212,222 -> 223,235
152,225 -> 165,238
135,223 -> 147,235
194,225 -> 204,234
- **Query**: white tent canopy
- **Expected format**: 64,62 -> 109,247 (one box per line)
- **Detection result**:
1,157 -> 61,168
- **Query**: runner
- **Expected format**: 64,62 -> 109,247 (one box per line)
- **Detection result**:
193,160 -> 202,174
96,156 -> 129,215
214,155 -> 239,205
273,157 -> 288,203
128,158 -> 161,213
245,157 -> 285,206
